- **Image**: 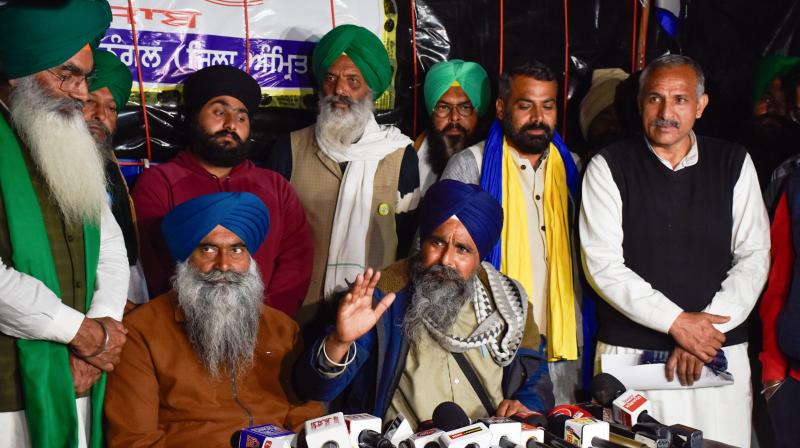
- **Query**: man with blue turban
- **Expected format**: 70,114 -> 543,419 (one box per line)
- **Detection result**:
415,59 -> 491,195
105,192 -> 323,446
263,24 -> 420,328
294,180 -> 553,427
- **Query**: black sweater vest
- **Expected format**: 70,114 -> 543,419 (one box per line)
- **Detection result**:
596,136 -> 748,350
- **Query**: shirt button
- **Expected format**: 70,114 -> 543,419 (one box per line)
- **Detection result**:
454,378 -> 460,385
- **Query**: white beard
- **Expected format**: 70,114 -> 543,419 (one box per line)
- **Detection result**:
9,76 -> 107,226
315,94 -> 374,155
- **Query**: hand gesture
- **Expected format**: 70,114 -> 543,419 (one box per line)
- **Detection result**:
324,268 -> 395,365
69,353 -> 102,395
665,346 -> 706,386
69,317 -> 128,372
668,311 -> 729,363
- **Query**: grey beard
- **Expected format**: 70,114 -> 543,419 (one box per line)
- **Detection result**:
315,93 -> 374,153
403,257 -> 475,344
9,76 -> 107,226
173,260 -> 265,380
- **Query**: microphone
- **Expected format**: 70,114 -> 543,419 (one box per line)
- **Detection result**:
432,402 -> 471,431
345,414 -> 383,448
400,429 -> 446,448
235,424 -> 296,448
383,412 -> 415,447
509,411 -> 548,429
305,412 -> 352,448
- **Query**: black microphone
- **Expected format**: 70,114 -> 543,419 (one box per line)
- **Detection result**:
432,402 -> 471,431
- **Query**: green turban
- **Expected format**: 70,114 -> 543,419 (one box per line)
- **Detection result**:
89,50 -> 132,111
312,24 -> 392,99
753,55 -> 800,106
0,0 -> 112,79
424,59 -> 491,117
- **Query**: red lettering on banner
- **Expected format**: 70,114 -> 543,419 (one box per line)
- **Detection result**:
111,6 -> 201,29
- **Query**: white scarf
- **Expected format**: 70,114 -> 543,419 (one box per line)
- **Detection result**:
318,115 -> 413,297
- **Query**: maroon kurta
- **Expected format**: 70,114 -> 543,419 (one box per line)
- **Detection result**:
132,150 -> 313,317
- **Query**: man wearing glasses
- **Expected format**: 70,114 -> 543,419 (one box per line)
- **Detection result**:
416,60 -> 490,196
0,1 -> 129,447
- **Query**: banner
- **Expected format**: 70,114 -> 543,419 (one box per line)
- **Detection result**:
102,1 -> 399,109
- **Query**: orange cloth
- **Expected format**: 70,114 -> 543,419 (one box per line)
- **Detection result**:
105,292 -> 323,447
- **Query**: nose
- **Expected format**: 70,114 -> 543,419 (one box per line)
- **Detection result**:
213,250 -> 231,272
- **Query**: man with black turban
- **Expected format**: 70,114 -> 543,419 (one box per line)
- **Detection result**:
293,180 -> 553,427
263,24 -> 420,327
105,192 -> 323,446
416,59 -> 490,195
132,64 -> 313,318
0,1 -> 130,447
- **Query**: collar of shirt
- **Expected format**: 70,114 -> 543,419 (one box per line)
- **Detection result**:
509,144 -> 549,171
643,130 -> 698,171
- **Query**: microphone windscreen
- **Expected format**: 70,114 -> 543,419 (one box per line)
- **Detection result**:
545,414 -> 569,436
432,402 -> 470,431
590,373 -> 627,407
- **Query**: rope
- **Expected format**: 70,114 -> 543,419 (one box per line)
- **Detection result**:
126,0 -> 152,163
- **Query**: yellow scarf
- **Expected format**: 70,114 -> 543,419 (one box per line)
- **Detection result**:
500,138 -> 578,361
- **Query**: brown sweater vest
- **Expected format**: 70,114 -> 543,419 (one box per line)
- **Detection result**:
289,125 -> 405,325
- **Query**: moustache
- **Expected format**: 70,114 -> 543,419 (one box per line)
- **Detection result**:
324,94 -> 356,108
199,269 -> 248,285
519,122 -> 552,137
654,118 -> 680,129
211,130 -> 243,144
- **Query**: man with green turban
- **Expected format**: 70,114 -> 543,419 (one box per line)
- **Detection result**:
83,49 -> 149,307
417,59 -> 490,195
0,1 -> 130,447
264,24 -> 420,327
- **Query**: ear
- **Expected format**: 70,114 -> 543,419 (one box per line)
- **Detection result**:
696,93 -> 709,119
495,97 -> 505,120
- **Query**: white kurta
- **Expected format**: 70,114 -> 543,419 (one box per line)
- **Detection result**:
580,133 -> 770,448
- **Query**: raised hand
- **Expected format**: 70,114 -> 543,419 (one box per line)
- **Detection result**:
668,311 -> 729,363
323,268 -> 395,365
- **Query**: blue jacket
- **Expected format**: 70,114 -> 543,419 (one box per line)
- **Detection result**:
293,285 -> 554,418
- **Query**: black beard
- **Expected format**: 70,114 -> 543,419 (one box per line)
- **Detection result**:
427,121 -> 475,176
503,114 -> 553,154
188,120 -> 252,168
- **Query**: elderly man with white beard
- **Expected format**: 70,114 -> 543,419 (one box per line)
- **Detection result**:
293,180 -> 554,428
264,24 -> 420,327
0,1 -> 130,447
104,192 -> 323,447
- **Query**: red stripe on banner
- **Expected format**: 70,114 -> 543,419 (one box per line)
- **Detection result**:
410,0 -> 419,137
329,0 -> 336,28
126,0 -> 153,163
244,0 -> 251,73
562,0 -> 569,141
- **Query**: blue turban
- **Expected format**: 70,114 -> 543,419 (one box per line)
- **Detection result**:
162,192 -> 270,261
419,179 -> 503,258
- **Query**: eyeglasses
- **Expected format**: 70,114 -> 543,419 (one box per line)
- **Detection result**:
46,68 -> 96,93
432,102 -> 475,118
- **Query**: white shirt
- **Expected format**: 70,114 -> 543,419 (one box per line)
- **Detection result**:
579,133 -> 770,335
0,202 -> 129,344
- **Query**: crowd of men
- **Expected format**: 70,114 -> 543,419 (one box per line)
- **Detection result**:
1,0 -> 800,447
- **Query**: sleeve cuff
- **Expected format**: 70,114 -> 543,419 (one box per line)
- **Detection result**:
46,305 -> 86,344
647,301 -> 684,335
